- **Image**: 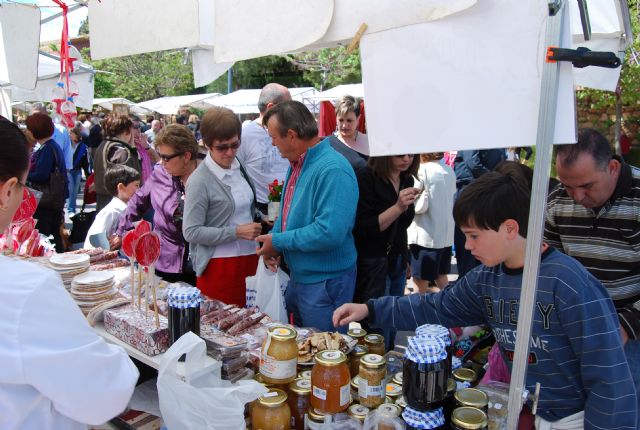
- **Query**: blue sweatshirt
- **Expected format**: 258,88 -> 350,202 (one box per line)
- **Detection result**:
368,248 -> 637,429
271,138 -> 358,283
27,139 -> 69,199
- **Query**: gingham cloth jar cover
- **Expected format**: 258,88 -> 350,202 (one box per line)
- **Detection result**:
403,406 -> 446,429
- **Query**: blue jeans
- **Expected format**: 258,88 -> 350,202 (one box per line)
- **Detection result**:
384,255 -> 406,349
285,266 -> 356,333
67,170 -> 82,213
624,339 -> 640,427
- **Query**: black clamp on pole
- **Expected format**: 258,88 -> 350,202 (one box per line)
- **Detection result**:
546,46 -> 621,69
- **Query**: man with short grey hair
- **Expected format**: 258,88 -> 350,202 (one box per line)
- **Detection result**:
237,83 -> 292,214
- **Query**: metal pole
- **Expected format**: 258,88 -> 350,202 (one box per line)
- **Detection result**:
227,68 -> 233,94
505,1 -> 564,428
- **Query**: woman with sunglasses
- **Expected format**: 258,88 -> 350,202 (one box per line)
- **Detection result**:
0,116 -> 138,429
183,107 -> 262,306
115,124 -> 199,285
353,153 -> 420,349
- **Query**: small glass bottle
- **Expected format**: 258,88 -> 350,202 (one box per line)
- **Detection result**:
298,370 -> 312,380
402,335 -> 448,411
347,403 -> 369,424
310,350 -> 351,414
452,368 -> 477,390
305,407 -> 326,430
377,403 -> 403,430
392,371 -> 403,386
454,388 -> 488,413
385,382 -> 402,402
402,406 -> 446,430
364,334 -> 386,355
349,344 -> 369,376
347,327 -> 367,344
260,326 -> 298,385
358,353 -> 387,408
288,378 -> 311,430
251,388 -> 292,430
450,407 -> 488,430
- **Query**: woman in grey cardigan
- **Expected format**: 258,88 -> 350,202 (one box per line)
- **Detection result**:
182,107 -> 262,306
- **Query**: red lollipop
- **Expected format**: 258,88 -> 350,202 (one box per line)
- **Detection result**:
16,218 -> 36,244
121,230 -> 138,260
12,188 -> 38,223
134,220 -> 152,237
135,232 -> 161,267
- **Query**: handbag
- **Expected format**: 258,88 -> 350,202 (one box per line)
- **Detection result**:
31,142 -> 66,210
69,203 -> 97,244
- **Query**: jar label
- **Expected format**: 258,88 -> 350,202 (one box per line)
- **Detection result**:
340,383 -> 350,406
359,379 -> 384,399
259,355 -> 297,380
313,385 -> 327,400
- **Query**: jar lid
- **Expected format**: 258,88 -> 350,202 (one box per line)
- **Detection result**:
298,370 -> 312,380
447,378 -> 457,393
377,403 -> 402,418
348,404 -> 369,420
402,406 -> 445,429
348,327 -> 367,338
352,344 -> 369,356
361,353 -> 386,368
405,335 -> 447,364
395,396 -> 407,409
258,388 -> 288,407
451,407 -> 488,429
307,407 -> 327,422
351,375 -> 361,390
392,372 -> 403,385
453,368 -> 477,382
315,350 -> 347,366
454,388 -> 488,408
415,324 -> 451,346
385,383 -> 402,397
268,326 -> 297,341
166,286 -> 202,308
254,373 -> 274,387
364,334 -> 384,344
289,378 -> 312,394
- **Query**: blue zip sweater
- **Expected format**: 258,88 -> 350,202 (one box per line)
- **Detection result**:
368,248 -> 637,429
271,138 -> 358,283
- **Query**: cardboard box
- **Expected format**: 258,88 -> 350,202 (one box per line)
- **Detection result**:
104,305 -> 169,356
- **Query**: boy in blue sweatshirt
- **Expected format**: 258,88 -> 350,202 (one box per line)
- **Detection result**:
333,168 -> 637,429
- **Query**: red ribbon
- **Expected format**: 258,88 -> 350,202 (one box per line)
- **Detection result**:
51,0 -> 71,91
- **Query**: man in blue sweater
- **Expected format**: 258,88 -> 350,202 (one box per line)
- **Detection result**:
333,169 -> 637,429
256,101 -> 358,332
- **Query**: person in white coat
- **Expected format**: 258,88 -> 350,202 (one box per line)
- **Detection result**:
407,153 -> 456,293
0,116 -> 139,430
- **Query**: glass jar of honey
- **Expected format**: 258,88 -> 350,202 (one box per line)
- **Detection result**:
392,371 -> 403,385
347,403 -> 369,423
403,335 -> 448,411
310,350 -> 351,414
347,327 -> 367,344
358,353 -> 387,408
350,376 -> 361,402
349,344 -> 369,376
288,378 -> 311,430
251,388 -> 292,430
451,407 -> 488,430
402,406 -> 446,430
364,334 -> 385,355
385,382 -> 402,401
298,370 -> 312,380
260,326 -> 298,385
452,368 -> 477,390
305,407 -> 327,430
376,403 -> 403,430
454,388 -> 488,412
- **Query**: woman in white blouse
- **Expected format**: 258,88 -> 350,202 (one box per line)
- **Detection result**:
182,107 -> 262,306
0,116 -> 138,430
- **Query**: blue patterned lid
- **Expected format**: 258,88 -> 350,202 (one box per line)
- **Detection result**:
415,324 -> 451,346
402,406 -> 445,429
405,335 -> 447,364
167,285 -> 202,308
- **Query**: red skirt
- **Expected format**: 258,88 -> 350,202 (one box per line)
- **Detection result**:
197,254 -> 259,307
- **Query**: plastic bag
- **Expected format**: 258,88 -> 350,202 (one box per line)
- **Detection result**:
246,257 -> 289,323
157,332 -> 267,430
322,412 -> 362,429
363,409 -> 404,430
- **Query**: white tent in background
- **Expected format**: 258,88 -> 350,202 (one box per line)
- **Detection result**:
311,83 -> 364,101
202,87 -> 320,114
138,93 -> 222,115
93,98 -> 153,116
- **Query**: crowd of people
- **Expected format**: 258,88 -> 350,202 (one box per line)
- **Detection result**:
1,82 -> 639,428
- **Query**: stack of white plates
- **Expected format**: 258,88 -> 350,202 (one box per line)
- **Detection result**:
70,270 -> 117,315
49,253 -> 91,289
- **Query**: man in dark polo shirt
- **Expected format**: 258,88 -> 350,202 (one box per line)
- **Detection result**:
545,128 -> 640,412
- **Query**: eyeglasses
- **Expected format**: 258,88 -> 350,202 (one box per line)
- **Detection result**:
212,141 -> 241,152
158,152 -> 185,162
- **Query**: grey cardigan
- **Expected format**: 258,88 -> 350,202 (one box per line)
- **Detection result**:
182,160 -> 257,276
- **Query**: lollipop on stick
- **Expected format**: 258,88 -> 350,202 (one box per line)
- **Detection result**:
121,230 -> 138,307
135,232 -> 161,327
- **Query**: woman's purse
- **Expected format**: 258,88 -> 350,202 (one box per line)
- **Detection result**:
32,143 -> 66,210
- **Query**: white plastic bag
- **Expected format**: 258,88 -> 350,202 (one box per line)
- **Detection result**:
247,257 -> 289,323
157,332 -> 267,430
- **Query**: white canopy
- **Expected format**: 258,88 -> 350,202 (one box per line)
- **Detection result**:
202,87 -> 320,114
93,98 -> 153,116
137,93 -> 223,115
311,84 -> 364,101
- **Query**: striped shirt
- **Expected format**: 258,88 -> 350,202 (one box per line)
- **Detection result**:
367,248 -> 637,429
545,162 -> 640,339
281,151 -> 306,232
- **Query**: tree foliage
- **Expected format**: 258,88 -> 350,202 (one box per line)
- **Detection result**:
289,46 -> 362,90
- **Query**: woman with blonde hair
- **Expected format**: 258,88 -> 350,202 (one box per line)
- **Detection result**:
328,95 -> 369,172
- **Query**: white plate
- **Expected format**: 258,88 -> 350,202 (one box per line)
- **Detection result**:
50,253 -> 90,267
72,270 -> 115,285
